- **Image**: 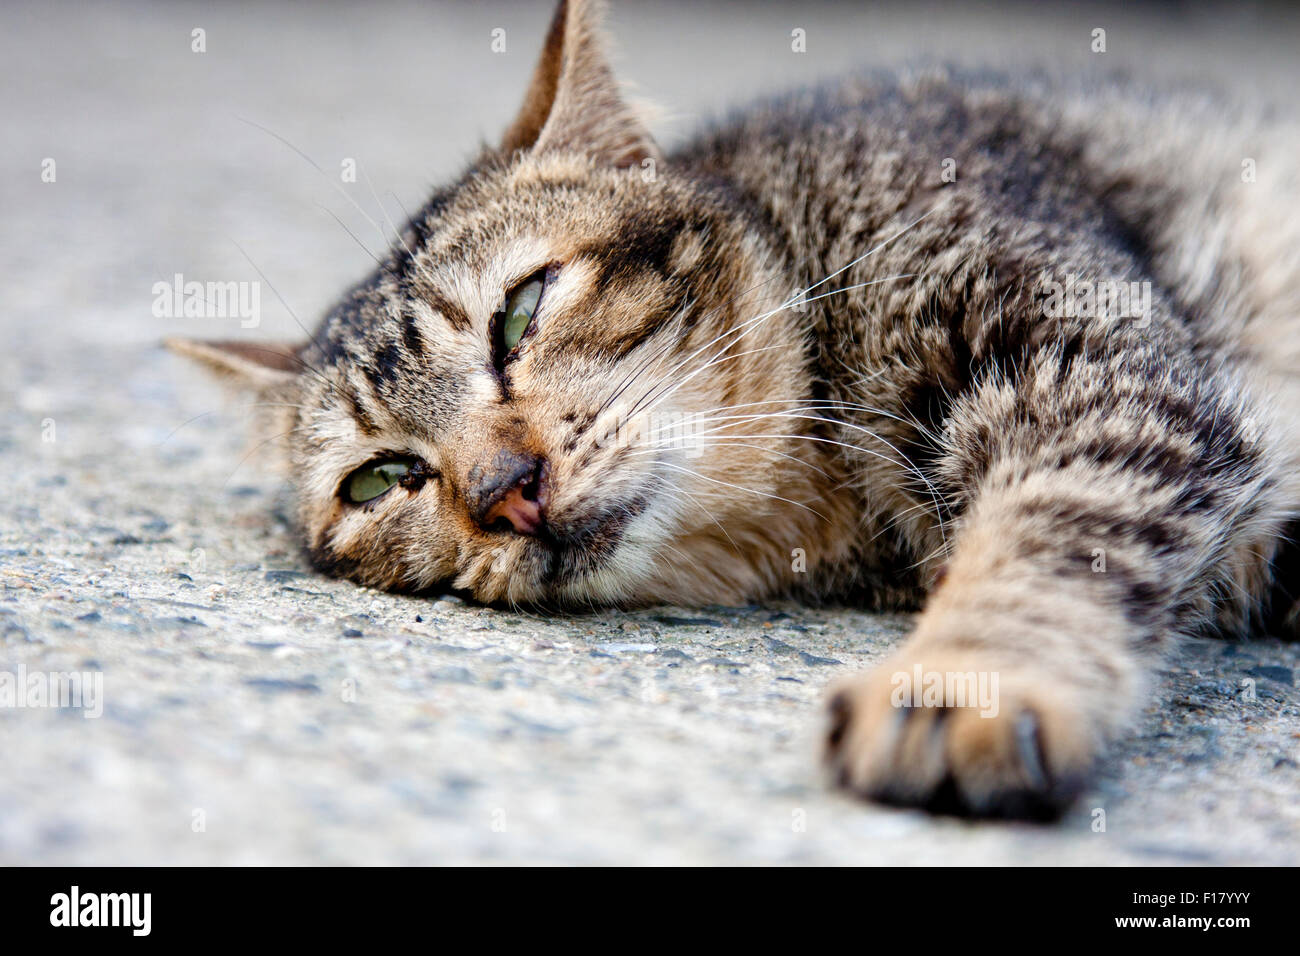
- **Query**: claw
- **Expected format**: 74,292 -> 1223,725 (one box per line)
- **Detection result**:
1014,709 -> 1050,793
825,691 -> 852,751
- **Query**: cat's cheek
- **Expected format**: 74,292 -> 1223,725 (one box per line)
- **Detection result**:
446,535 -> 543,604
296,484 -> 427,592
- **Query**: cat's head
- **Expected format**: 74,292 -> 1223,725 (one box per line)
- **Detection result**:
170,0 -> 831,607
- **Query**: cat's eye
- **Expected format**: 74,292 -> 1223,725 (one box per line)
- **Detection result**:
501,279 -> 542,350
344,458 -> 413,503
492,269 -> 548,369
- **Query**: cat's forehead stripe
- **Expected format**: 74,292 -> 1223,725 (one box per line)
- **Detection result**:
400,307 -> 424,354
405,277 -> 473,334
341,381 -> 381,437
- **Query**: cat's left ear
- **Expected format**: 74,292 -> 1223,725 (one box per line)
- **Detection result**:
164,337 -> 303,392
500,0 -> 661,168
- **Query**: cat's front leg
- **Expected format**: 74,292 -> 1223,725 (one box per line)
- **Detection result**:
824,493 -> 1156,818
825,648 -> 1100,821
821,331 -> 1281,818
821,393 -> 1253,817
823,520 -> 1136,820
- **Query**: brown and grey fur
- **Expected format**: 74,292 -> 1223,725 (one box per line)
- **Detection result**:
170,0 -> 1300,819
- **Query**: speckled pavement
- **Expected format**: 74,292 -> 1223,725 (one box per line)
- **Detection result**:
2,0 -> 1298,864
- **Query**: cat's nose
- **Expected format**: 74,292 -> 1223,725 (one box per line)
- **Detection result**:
466,449 -> 548,536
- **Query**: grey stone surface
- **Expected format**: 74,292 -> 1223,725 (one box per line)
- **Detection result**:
2,0 -> 1299,864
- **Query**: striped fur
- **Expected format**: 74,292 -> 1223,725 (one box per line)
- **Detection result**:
171,0 -> 1300,819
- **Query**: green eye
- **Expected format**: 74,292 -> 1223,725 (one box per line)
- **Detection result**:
488,274 -> 546,371
345,459 -> 411,503
501,277 -> 543,352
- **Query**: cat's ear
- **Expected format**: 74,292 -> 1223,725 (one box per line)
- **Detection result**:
164,337 -> 303,392
500,0 -> 660,168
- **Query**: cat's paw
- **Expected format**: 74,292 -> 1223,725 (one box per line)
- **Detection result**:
823,652 -> 1094,820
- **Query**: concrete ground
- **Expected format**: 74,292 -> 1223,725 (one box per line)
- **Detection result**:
2,0 -> 1298,864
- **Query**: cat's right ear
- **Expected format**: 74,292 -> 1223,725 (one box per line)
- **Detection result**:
164,337 -> 304,392
500,0 -> 660,168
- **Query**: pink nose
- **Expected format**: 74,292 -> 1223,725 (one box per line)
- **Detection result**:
467,449 -> 549,536
483,484 -> 544,535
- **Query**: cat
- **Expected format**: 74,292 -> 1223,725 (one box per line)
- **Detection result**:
168,0 -> 1300,820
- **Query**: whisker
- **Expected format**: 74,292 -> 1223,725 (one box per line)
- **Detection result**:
236,115 -> 393,255
360,164 -> 416,261
642,396 -> 942,444
598,214 -> 934,440
159,402 -> 308,446
641,472 -> 744,557
629,439 -> 832,480
597,299 -> 695,415
654,461 -> 828,521
219,425 -> 306,490
316,202 -> 384,267
641,426 -> 952,538
227,240 -> 346,397
695,412 -> 950,543
626,275 -> 916,422
800,209 -> 934,301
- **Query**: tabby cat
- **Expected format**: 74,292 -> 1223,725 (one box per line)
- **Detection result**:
170,0 -> 1300,819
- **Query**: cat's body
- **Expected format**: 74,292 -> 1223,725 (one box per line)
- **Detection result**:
172,1 -> 1300,819
679,68 -> 1300,611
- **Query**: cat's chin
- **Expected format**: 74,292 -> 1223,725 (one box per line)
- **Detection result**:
448,489 -> 664,607
531,493 -> 658,602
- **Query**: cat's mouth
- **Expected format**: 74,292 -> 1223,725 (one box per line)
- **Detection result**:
535,491 -> 653,589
